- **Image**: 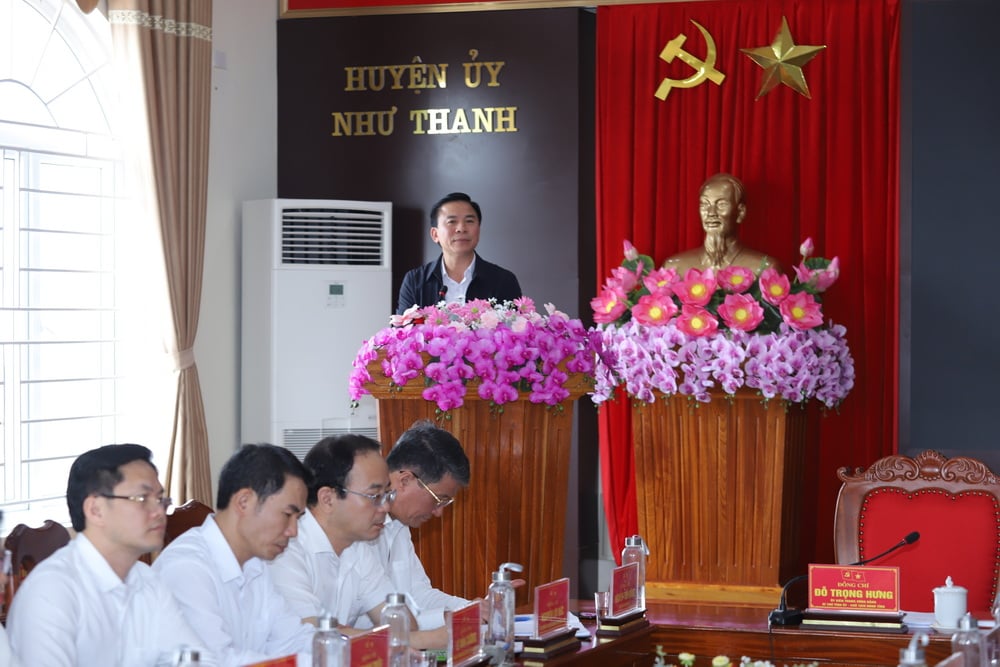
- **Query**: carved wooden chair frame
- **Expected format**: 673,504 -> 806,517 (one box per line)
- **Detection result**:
834,450 -> 1000,612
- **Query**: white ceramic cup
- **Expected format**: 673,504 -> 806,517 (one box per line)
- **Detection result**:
933,579 -> 968,629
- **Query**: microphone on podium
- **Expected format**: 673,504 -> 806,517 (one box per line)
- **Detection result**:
768,531 -> 920,626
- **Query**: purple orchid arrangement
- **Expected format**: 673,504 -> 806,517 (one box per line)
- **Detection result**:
590,239 -> 855,407
350,297 -> 598,412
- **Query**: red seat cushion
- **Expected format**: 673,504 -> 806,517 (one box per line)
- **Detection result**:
858,488 -> 1000,612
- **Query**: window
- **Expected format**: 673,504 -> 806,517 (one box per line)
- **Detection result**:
0,0 -> 172,528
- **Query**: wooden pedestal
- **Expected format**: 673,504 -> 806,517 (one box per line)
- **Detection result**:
366,366 -> 588,602
632,389 -> 810,604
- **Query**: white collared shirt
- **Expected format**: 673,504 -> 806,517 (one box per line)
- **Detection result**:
441,255 -> 477,305
152,515 -> 313,667
6,533 -> 211,667
0,620 -> 20,667
268,508 -> 394,627
371,517 -> 470,630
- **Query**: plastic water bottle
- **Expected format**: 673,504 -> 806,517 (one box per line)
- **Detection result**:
380,593 -> 410,667
621,535 -> 647,609
176,647 -> 200,667
986,602 -> 1000,667
953,613 -> 986,667
487,561 -> 523,665
312,615 -> 349,667
898,632 -> 929,667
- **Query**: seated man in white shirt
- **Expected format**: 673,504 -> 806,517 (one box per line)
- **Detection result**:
153,443 -> 315,667
269,434 -> 447,648
378,422 -> 473,629
5,444 -> 212,666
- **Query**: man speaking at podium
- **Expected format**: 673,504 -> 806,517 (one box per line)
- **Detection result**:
396,192 -> 521,313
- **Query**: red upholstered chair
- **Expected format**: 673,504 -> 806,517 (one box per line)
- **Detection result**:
4,520 -> 72,603
834,450 -> 1000,613
140,499 -> 213,564
163,499 -> 212,548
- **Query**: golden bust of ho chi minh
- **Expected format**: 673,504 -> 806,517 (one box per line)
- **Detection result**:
662,173 -> 780,275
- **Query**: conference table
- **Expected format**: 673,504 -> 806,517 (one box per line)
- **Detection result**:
519,601 -> 956,667
646,601 -> 955,666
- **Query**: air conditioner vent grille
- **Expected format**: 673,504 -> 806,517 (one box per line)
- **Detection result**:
280,207 -> 387,266
282,426 -> 379,460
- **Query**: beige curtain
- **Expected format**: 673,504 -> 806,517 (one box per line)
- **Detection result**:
106,0 -> 213,504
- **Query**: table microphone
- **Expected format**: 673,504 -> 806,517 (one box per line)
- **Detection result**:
850,531 -> 920,566
768,531 -> 920,626
769,574 -> 809,625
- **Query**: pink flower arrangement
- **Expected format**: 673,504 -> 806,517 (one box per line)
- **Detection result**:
591,240 -> 854,407
350,297 -> 598,412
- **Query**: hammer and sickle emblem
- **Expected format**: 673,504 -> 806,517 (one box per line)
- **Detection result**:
655,20 -> 725,101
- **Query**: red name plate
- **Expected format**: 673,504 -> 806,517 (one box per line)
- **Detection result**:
243,657 -> 297,667
534,577 -> 570,639
609,562 -> 639,617
808,564 -> 901,613
447,601 -> 483,666
350,625 -> 389,667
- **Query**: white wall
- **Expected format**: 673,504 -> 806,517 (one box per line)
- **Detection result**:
199,0 -> 279,495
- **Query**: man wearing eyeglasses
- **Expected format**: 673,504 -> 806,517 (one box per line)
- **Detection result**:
375,421 -> 473,630
269,434 -> 447,648
5,444 -> 212,666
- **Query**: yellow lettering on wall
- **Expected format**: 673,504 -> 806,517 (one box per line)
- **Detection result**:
330,107 -> 398,137
387,65 -> 407,89
463,60 -> 505,88
483,61 -> 505,87
451,108 -> 470,133
344,66 -> 366,92
343,64 -> 448,92
493,106 -> 517,132
410,109 -> 430,134
408,107 -> 518,135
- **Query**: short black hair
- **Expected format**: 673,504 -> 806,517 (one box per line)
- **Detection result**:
387,421 -> 470,486
304,434 -> 383,506
216,443 -> 312,510
66,444 -> 156,532
429,192 -> 482,227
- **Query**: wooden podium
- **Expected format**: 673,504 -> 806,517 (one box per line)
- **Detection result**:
632,389 -> 811,604
365,361 -> 589,602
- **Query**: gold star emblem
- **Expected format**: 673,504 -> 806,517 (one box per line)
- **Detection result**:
740,17 -> 826,99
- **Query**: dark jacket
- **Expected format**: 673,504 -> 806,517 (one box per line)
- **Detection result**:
396,254 -> 522,314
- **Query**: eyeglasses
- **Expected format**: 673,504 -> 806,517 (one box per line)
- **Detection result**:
99,493 -> 173,511
341,487 -> 396,507
410,472 -> 455,510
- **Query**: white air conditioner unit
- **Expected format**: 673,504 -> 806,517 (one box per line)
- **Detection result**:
241,198 -> 391,459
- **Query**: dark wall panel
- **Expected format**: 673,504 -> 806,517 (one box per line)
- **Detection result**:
906,0 -> 1000,468
277,9 -> 595,318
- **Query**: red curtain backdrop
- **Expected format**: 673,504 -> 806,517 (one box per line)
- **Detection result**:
596,0 -> 899,564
